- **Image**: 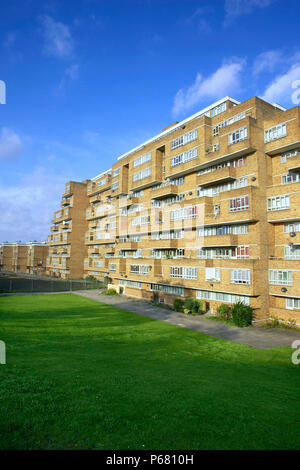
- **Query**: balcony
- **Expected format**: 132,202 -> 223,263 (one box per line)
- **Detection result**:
198,234 -> 239,248
116,241 -> 138,250
88,178 -> 112,196
197,166 -> 237,188
288,157 -> 300,173
265,112 -> 300,156
52,208 -> 72,224
89,194 -> 102,204
119,196 -> 139,207
151,184 -> 179,200
149,239 -> 180,249
61,198 -> 72,207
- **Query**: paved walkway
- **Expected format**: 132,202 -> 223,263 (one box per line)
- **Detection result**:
74,290 -> 300,350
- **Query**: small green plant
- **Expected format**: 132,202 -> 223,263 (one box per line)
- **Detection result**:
183,297 -> 205,315
231,302 -> 253,327
216,304 -> 232,321
173,298 -> 184,312
85,275 -> 98,282
102,288 -> 119,296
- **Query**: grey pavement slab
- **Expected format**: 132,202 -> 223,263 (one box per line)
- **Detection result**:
74,289 -> 300,350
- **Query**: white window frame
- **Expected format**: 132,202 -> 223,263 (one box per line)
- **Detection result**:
228,126 -> 247,145
267,195 -> 290,211
265,123 -> 287,143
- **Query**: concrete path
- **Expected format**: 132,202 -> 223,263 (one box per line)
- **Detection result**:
74,290 -> 300,350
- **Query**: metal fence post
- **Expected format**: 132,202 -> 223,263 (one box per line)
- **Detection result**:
84,279 -> 86,289
10,280 -> 12,292
31,279 -> 34,292
70,280 -> 72,292
51,280 -> 53,292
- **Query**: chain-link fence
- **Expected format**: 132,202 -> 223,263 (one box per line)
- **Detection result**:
0,277 -> 102,293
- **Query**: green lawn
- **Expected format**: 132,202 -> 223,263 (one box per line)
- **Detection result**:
0,294 -> 300,450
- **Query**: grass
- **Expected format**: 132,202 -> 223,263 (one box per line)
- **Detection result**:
0,293 -> 300,450
206,315 -> 239,327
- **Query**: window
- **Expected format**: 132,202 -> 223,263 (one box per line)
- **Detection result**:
281,173 -> 300,185
151,249 -> 184,259
228,127 -> 247,145
284,222 -> 300,233
131,215 -> 150,226
267,195 -> 290,211
265,123 -> 287,143
171,129 -> 197,150
211,102 -> 226,117
170,206 -> 197,221
151,229 -> 184,240
269,270 -> 292,285
133,190 -> 144,197
196,289 -> 250,305
197,157 -> 246,177
235,246 -> 249,258
130,265 -> 150,275
197,177 -> 248,198
170,177 -> 185,186
170,266 -> 197,280
112,168 -> 119,178
112,181 -> 119,190
205,267 -> 221,282
133,166 -> 151,182
212,144 -> 219,152
197,224 -> 248,237
150,284 -> 184,297
232,224 -> 249,234
213,111 -> 246,136
284,245 -> 300,260
97,178 -> 106,187
229,196 -> 249,212
286,297 -> 300,310
231,269 -> 251,284
171,147 -> 198,167
94,261 -> 103,268
281,149 -> 300,163
118,279 -> 142,289
133,152 -> 151,168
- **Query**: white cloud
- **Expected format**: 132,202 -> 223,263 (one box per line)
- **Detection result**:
0,127 -> 24,161
185,7 -> 212,34
262,62 -> 300,104
224,0 -> 273,25
0,166 -> 68,242
172,60 -> 245,116
40,15 -> 73,58
59,63 -> 79,88
253,50 -> 283,76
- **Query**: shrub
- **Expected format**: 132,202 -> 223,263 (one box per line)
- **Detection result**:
173,298 -> 184,312
231,302 -> 253,327
85,275 -> 97,282
183,298 -> 205,315
217,304 -> 232,321
102,288 -> 119,296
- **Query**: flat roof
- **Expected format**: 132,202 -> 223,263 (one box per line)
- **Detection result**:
90,96 -> 240,180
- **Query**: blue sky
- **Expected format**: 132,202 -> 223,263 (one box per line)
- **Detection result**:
1,0 -> 300,241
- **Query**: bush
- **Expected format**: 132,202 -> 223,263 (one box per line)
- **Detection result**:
173,298 -> 184,312
102,288 -> 119,296
231,302 -> 253,327
217,304 -> 232,321
85,275 -> 98,282
183,298 -> 205,315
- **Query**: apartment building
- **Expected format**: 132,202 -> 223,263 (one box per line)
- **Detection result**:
46,180 -> 89,279
0,241 -> 48,274
79,96 -> 300,324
